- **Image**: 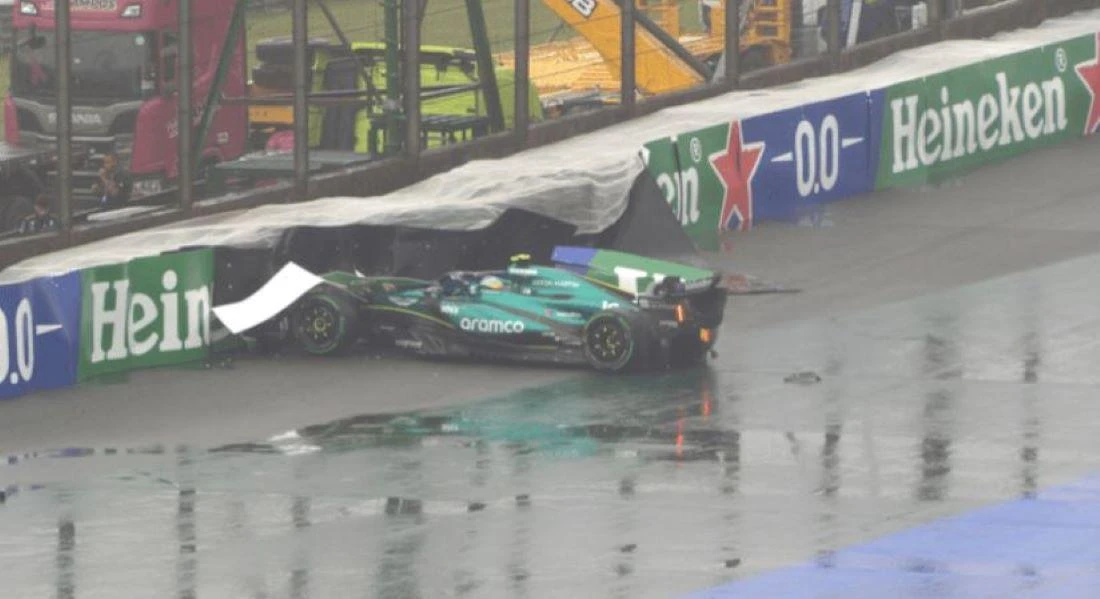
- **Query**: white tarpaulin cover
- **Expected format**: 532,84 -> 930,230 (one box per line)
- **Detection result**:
212,262 -> 325,334
4,7 -> 1100,284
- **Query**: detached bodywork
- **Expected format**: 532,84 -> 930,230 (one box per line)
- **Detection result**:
218,247 -> 727,373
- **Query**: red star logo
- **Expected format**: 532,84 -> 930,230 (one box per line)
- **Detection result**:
1075,33 -> 1100,135
708,121 -> 764,231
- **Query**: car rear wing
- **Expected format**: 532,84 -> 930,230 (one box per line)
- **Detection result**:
551,246 -> 719,298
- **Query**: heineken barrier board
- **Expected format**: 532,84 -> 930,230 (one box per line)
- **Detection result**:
0,273 -> 82,400
644,31 -> 1100,245
79,249 -> 214,379
642,92 -> 884,243
643,126 -> 726,248
738,91 -> 885,222
877,32 -> 1100,187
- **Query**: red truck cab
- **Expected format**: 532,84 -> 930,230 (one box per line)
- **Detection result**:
5,0 -> 247,199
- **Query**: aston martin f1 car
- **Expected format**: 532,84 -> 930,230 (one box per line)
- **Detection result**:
232,247 -> 727,373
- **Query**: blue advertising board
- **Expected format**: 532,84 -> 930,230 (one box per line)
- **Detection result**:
0,272 -> 82,400
739,90 -> 885,224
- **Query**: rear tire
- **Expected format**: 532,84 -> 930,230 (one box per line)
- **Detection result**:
668,334 -> 709,368
582,309 -> 653,373
292,292 -> 361,355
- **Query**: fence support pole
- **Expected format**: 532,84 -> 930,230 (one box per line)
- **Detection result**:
179,0 -> 194,212
514,0 -> 531,143
402,0 -> 421,160
827,0 -> 842,70
723,0 -> 740,88
292,0 -> 309,199
56,0 -> 72,232
621,0 -> 636,113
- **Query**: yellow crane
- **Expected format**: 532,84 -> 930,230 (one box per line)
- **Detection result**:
499,0 -> 792,111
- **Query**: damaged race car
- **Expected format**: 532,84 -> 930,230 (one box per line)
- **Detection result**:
216,247 -> 727,373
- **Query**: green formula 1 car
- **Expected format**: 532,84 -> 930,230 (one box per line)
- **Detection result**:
249,247 -> 727,373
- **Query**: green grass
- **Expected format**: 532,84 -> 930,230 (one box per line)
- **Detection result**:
244,0 -> 568,55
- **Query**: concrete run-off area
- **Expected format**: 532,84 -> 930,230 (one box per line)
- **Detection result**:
2,138 -> 1100,597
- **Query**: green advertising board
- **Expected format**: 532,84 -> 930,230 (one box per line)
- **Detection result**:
642,122 -> 732,250
877,33 -> 1100,187
79,249 -> 214,379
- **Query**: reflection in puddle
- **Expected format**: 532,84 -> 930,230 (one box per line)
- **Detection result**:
210,372 -> 732,468
0,355 -> 1090,599
56,517 -> 75,599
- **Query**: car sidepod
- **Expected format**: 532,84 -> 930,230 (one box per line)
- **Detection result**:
435,289 -> 589,365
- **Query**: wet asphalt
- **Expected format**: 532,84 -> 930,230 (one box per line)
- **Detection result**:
2,136 -> 1100,598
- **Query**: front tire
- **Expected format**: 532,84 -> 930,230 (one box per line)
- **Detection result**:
292,292 -> 361,355
582,309 -> 653,373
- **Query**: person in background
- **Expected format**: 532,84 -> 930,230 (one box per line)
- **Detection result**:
700,0 -> 725,34
700,0 -> 715,34
18,194 -> 60,235
92,153 -> 133,208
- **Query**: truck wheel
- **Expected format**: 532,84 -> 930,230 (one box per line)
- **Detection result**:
582,309 -> 653,373
251,64 -> 295,90
292,292 -> 361,355
1,196 -> 34,232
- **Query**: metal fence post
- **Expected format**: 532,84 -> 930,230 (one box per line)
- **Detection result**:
383,0 -> 401,155
724,0 -> 740,88
621,0 -> 636,112
826,0 -> 842,70
56,0 -> 72,232
928,0 -> 942,37
179,0 -> 194,212
514,0 -> 531,142
466,0 -> 505,133
403,0 -> 421,159
292,0 -> 309,200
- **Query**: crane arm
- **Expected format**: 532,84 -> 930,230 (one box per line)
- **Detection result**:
540,0 -> 707,95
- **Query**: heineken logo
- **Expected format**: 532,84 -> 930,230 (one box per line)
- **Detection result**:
656,166 -> 700,226
88,270 -> 211,364
80,250 -> 214,378
890,72 -> 1068,174
709,121 -> 764,231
